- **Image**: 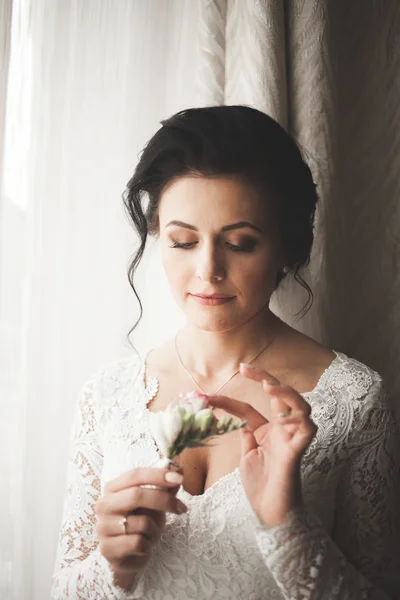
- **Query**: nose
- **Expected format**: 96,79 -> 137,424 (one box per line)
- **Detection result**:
195,241 -> 225,283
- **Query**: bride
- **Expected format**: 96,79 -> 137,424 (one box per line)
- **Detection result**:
52,105 -> 399,599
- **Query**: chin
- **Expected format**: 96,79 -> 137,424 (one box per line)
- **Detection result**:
191,321 -> 235,333
185,307 -> 250,333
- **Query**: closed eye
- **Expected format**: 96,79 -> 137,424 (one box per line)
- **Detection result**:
170,241 -> 256,252
226,241 -> 256,253
170,242 -> 197,249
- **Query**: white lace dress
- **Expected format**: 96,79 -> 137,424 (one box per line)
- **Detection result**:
51,351 -> 400,599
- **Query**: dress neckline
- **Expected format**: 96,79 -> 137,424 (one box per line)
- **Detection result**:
137,348 -> 344,499
140,348 -> 343,404
179,466 -> 241,500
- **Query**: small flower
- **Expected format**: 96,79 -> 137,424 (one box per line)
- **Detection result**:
194,408 -> 215,435
148,404 -> 183,457
148,391 -> 247,459
180,391 -> 207,413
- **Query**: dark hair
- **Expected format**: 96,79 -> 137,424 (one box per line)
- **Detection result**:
123,105 -> 318,337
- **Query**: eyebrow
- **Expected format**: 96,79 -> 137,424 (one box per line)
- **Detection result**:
165,220 -> 263,233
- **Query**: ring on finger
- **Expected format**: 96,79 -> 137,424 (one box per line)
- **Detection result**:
118,515 -> 128,535
277,410 -> 292,418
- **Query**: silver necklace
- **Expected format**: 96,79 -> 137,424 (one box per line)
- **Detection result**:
174,333 -> 276,396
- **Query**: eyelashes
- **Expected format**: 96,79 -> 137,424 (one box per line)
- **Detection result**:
169,241 -> 256,253
170,242 -> 196,249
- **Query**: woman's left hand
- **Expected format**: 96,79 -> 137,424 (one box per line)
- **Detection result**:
205,364 -> 317,527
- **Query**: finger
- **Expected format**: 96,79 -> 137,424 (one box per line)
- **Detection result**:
269,413 -> 313,430
269,397 -> 318,449
239,364 -> 311,417
239,363 -> 281,385
272,386 -> 311,417
99,487 -> 188,516
132,507 -> 166,530
265,385 -> 311,418
291,419 -> 318,453
97,513 -> 161,539
206,394 -> 267,431
105,468 -> 184,494
270,397 -> 314,428
100,533 -> 153,560
269,395 -> 292,419
240,428 -> 258,456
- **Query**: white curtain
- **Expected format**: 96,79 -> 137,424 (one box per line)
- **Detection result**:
0,1 -> 203,598
1,1 -> 399,599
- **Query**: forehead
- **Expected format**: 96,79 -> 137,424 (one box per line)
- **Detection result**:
158,175 -> 270,229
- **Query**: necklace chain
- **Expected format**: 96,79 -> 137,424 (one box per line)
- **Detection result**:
174,333 -> 276,396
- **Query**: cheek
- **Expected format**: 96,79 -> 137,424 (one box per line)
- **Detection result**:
161,250 -> 190,290
233,255 -> 277,292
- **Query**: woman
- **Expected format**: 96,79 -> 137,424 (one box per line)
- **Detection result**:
52,106 -> 400,599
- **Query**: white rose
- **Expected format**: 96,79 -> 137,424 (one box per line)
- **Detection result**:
148,405 -> 183,457
182,391 -> 207,413
148,391 -> 246,460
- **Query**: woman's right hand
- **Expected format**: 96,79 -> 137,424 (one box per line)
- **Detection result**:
95,467 -> 187,580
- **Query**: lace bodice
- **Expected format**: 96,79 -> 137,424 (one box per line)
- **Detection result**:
52,351 -> 400,599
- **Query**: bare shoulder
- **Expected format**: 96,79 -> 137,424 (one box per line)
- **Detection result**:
269,323 -> 336,394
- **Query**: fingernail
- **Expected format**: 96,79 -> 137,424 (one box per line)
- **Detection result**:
165,472 -> 184,484
277,411 -> 291,418
262,374 -> 281,386
240,362 -> 256,369
177,501 -> 188,513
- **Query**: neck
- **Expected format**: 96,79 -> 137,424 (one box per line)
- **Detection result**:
176,307 -> 281,380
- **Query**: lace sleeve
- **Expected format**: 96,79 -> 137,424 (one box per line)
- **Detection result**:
51,372 -> 145,599
254,378 -> 400,599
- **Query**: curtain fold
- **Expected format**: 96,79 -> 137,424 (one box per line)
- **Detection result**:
0,2 -> 30,599
225,0 -> 288,125
197,0 -> 227,104
0,0 -> 12,175
285,1 -> 400,418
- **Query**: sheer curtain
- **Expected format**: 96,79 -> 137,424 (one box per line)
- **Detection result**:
1,1 -> 399,599
0,1 -> 202,598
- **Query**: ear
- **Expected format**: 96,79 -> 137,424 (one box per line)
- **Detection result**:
275,266 -> 288,287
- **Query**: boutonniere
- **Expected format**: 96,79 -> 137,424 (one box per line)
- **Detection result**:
148,391 -> 247,466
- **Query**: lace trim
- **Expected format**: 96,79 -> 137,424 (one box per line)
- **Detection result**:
140,350 -> 159,408
179,466 -> 241,501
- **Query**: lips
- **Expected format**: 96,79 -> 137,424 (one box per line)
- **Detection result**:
190,294 -> 235,306
193,294 -> 233,299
